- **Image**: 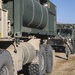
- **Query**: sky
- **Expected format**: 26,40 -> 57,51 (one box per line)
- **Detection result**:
50,0 -> 75,24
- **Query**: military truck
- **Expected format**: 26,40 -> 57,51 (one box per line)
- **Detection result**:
51,24 -> 75,59
0,0 -> 56,75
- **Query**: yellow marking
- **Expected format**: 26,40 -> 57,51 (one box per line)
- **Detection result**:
0,33 -> 1,37
48,2 -> 50,8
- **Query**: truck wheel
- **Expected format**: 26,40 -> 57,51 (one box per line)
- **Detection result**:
29,45 -> 46,75
0,49 -> 14,75
45,45 -> 53,74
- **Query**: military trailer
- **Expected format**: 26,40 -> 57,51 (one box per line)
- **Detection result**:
0,0 -> 56,75
51,24 -> 75,59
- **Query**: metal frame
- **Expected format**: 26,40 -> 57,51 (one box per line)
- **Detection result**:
14,0 -> 23,37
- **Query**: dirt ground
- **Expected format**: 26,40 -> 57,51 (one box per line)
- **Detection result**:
19,52 -> 75,75
47,52 -> 75,75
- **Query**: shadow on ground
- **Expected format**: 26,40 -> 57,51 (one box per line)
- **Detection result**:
55,55 -> 67,60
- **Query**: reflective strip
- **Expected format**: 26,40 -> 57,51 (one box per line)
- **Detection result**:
27,0 -> 35,26
36,1 -> 43,28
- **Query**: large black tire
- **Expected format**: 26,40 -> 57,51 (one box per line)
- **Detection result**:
0,49 -> 14,75
29,45 -> 46,75
45,45 -> 53,74
29,64 -> 40,75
